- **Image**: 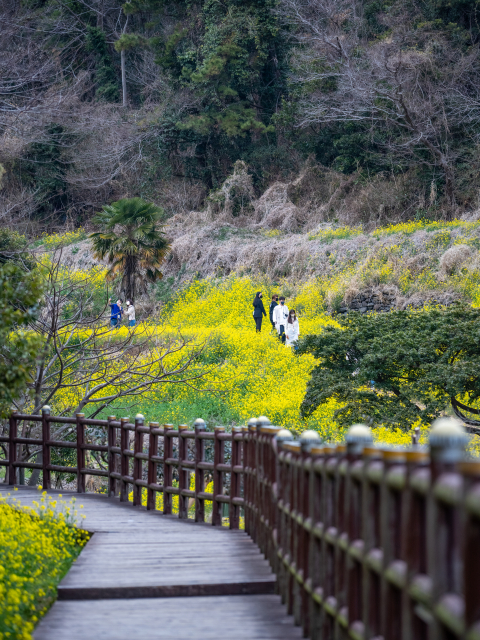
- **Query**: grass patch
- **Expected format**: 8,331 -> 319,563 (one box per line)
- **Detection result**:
308,226 -> 362,243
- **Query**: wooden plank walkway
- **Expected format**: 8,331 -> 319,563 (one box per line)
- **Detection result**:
1,485 -> 302,639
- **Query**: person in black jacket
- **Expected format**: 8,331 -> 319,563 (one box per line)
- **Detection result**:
252,291 -> 267,332
269,294 -> 278,331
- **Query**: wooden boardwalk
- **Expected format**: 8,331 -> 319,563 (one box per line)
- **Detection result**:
1,485 -> 302,639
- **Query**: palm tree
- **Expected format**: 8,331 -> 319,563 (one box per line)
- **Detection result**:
90,198 -> 169,300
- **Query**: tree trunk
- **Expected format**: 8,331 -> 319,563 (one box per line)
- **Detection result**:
421,138 -> 456,219
28,450 -> 42,486
443,163 -> 456,220
121,49 -> 127,107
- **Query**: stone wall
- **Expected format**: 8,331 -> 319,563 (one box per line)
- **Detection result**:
337,286 -> 461,315
338,289 -> 397,315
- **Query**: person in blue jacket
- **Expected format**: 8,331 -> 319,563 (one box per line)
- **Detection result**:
252,291 -> 267,332
108,298 -> 123,327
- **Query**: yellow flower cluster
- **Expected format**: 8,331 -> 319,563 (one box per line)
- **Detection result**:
39,228 -> 87,250
0,489 -> 89,640
39,217 -> 480,445
372,218 -> 480,237
308,226 -> 362,242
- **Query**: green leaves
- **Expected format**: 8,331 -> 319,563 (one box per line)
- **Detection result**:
90,197 -> 169,299
0,264 -> 42,417
298,305 -> 480,430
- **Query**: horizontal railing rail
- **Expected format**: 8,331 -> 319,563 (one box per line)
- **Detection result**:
2,408 -> 480,639
1,408 -> 244,527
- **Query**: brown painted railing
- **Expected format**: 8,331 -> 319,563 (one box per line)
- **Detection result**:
0,408 -> 244,527
2,408 -> 480,639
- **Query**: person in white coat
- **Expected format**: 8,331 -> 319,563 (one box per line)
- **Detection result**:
125,300 -> 136,327
273,296 -> 289,344
285,309 -> 300,347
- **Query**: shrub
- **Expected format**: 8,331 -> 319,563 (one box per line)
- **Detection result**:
0,490 -> 89,639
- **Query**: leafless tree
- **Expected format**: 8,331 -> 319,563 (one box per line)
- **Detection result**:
0,251 -> 218,484
10,253 -> 213,417
278,0 -> 480,214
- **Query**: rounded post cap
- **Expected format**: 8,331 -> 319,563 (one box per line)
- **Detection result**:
429,417 -> 468,447
214,425 -> 225,432
76,412 -> 85,418
300,429 -> 321,452
194,418 -> 206,428
149,421 -> 160,427
42,405 -> 51,413
276,428 -> 293,440
135,413 -> 145,421
247,417 -> 258,426
300,429 -> 321,441
108,415 -> 116,420
345,424 -> 373,444
178,424 -> 189,430
121,416 -> 130,422
257,416 -> 271,426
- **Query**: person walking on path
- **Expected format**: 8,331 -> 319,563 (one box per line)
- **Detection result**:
273,296 -> 289,344
269,294 -> 278,331
109,298 -> 123,328
285,309 -> 300,347
252,291 -> 267,332
126,300 -> 136,327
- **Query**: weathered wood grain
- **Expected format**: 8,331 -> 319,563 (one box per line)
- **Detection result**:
0,485 -> 300,639
34,596 -> 304,640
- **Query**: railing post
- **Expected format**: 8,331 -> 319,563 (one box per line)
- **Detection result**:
147,421 -> 159,511
107,415 -> 116,497
120,417 -> 129,502
380,447 -> 407,640
229,426 -> 243,530
344,424 -> 373,638
462,460 -> 480,639
41,405 -> 52,490
212,425 -> 225,526
274,429 -> 294,606
245,417 -> 257,537
8,412 -> 18,485
296,430 -> 321,634
362,444 -> 384,640
163,424 -> 174,515
178,424 -> 189,519
133,413 -> 144,507
428,417 -> 468,638
75,411 -> 85,493
402,446 -> 429,640
256,416 -> 271,555
308,441 -> 325,640
194,418 -> 206,523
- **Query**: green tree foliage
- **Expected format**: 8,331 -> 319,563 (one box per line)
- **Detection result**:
0,264 -> 42,417
20,124 -> 69,221
126,0 -> 289,188
5,0 -> 480,221
0,229 -> 33,268
90,197 -> 170,300
297,306 -> 480,431
86,27 -> 120,102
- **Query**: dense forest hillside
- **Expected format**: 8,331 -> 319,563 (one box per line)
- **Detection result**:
2,0 -> 480,233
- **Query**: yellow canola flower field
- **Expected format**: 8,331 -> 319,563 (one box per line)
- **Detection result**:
133,275 -> 342,434
0,490 -> 89,640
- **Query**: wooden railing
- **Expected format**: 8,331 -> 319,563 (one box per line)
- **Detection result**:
0,408 -> 244,527
2,408 -> 480,639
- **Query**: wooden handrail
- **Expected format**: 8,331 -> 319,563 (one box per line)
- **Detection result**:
3,410 -> 480,637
